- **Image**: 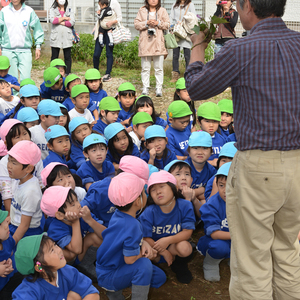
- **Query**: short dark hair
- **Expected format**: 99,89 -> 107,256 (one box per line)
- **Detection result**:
5,123 -> 31,151
99,0 -> 109,5
22,164 -> 35,175
239,0 -> 286,19
58,189 -> 77,214
83,142 -> 107,154
115,202 -> 134,212
168,161 -> 191,174
216,174 -> 227,184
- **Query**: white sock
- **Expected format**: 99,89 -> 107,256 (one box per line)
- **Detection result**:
99,34 -> 103,44
108,32 -> 114,44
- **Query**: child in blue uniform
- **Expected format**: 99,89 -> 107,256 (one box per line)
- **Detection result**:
57,103 -> 70,132
7,141 -> 43,243
0,210 -> 23,298
166,101 -> 192,160
62,74 -> 98,121
129,112 -> 153,151
116,82 -> 136,127
96,172 -> 166,299
217,99 -> 234,139
40,67 -> 67,103
197,102 -> 226,167
186,131 -> 217,202
41,186 -> 105,263
69,117 -> 93,169
204,142 -> 237,201
80,155 -> 149,227
0,56 -> 20,94
141,125 -> 176,170
139,170 -> 195,284
104,122 -> 140,171
50,58 -> 66,77
167,78 -> 196,130
17,107 -> 39,129
226,132 -> 236,143
12,234 -> 99,300
1,84 -> 40,125
29,99 -> 63,160
133,95 -> 167,129
43,125 -> 71,168
77,134 -> 114,190
197,162 -> 232,282
93,96 -> 121,135
85,68 -> 107,108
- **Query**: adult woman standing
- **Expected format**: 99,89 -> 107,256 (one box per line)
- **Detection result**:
213,0 -> 238,56
49,0 -> 75,75
134,0 -> 169,97
169,0 -> 195,83
0,0 -> 44,81
93,0 -> 122,82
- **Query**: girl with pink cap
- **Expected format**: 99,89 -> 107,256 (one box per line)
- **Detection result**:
96,172 -> 166,300
139,170 -> 195,284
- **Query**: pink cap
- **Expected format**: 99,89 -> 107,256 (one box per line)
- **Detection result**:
41,162 -> 67,187
41,186 -> 71,217
119,155 -> 149,184
0,119 -> 22,141
0,140 -> 7,156
108,172 -> 145,207
7,140 -> 41,166
147,170 -> 177,193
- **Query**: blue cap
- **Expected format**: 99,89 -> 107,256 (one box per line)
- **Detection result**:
148,164 -> 159,177
164,159 -> 191,172
37,100 -> 63,117
216,162 -> 232,177
19,85 -> 40,98
17,107 -> 39,123
188,131 -> 212,148
104,122 -> 124,141
144,125 -> 166,141
45,125 -> 69,142
58,103 -> 67,110
83,133 -> 107,150
219,142 -> 237,158
68,117 -> 89,133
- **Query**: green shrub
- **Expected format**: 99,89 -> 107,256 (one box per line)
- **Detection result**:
71,34 -> 141,69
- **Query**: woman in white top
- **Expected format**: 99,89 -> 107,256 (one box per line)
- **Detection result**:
169,0 -> 196,82
93,0 -> 122,82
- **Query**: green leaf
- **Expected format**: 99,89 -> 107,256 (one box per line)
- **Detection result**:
211,15 -> 229,24
199,23 -> 207,31
192,25 -> 200,35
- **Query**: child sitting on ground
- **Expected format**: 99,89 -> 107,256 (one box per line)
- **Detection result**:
7,140 -> 43,243
197,162 -> 232,282
96,172 -> 166,299
0,80 -> 20,116
12,234 -> 99,299
0,56 -> 20,94
50,58 -> 67,77
17,107 -> 39,129
76,133 -> 114,191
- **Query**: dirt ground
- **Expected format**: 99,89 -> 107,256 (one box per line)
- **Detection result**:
31,67 -> 232,300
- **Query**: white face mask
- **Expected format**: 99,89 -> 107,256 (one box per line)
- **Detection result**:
58,0 -> 65,6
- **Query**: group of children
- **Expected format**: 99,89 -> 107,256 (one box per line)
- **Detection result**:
0,55 -> 237,299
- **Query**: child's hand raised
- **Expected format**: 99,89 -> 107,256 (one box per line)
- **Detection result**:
182,186 -> 196,202
153,237 -> 170,253
149,148 -> 156,160
64,211 -> 80,222
79,206 -> 93,223
141,240 -> 157,260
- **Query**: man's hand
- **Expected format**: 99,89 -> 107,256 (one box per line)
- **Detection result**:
35,48 -> 41,60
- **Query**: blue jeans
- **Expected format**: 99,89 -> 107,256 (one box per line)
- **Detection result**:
214,42 -> 225,57
93,31 -> 114,75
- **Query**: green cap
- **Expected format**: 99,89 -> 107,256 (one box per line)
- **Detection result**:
118,82 -> 136,92
50,58 -> 66,68
64,74 -> 80,88
0,210 -> 8,224
132,112 -> 153,125
85,68 -> 101,80
175,78 -> 186,90
217,99 -> 233,114
135,94 -> 150,104
0,56 -> 10,70
71,84 -> 89,98
43,67 -> 61,87
99,96 -> 121,111
167,100 -> 192,118
197,102 -> 221,121
15,233 -> 47,275
20,78 -> 36,88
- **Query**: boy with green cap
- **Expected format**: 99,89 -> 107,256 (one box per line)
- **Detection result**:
50,58 -> 67,77
0,56 -> 20,94
93,96 -> 121,134
129,111 -> 153,150
40,67 -> 67,103
197,102 -> 226,167
69,84 -> 95,124
217,98 -> 234,139
166,100 -> 192,160
62,74 -> 99,121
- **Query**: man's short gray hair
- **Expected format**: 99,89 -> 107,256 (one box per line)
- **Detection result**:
239,0 -> 286,19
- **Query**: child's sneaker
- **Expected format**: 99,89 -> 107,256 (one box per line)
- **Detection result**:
102,74 -> 112,82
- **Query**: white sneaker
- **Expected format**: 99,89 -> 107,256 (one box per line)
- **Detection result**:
141,87 -> 149,95
156,88 -> 162,97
